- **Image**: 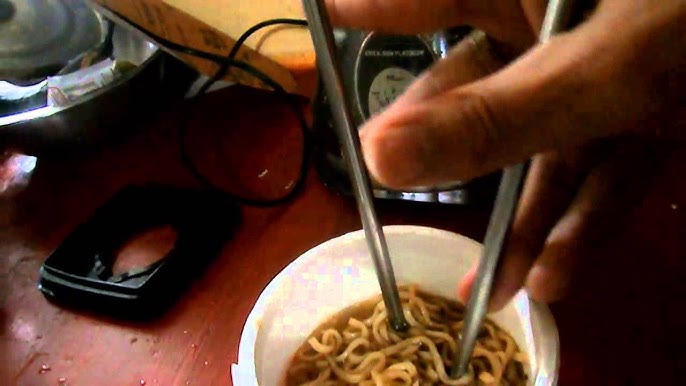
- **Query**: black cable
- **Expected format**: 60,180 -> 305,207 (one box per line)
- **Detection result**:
196,18 -> 308,96
177,18 -> 311,207
102,7 -> 311,206
177,86 -> 311,207
101,7 -> 274,64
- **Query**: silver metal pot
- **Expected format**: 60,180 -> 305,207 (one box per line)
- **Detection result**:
0,9 -> 196,156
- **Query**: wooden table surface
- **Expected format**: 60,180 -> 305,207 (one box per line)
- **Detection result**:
1,84 -> 685,386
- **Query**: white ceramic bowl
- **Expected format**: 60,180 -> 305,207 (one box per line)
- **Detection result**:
232,225 -> 559,385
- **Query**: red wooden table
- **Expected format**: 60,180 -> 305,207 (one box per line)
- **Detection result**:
2,85 -> 684,385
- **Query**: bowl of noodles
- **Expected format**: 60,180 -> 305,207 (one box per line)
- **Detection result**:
232,225 -> 559,385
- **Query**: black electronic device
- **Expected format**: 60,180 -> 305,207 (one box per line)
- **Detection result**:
311,27 -> 500,205
37,185 -> 240,319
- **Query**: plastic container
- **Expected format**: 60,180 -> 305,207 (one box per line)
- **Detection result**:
232,225 -> 559,385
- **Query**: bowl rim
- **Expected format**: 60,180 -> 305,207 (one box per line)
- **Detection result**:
232,225 -> 560,385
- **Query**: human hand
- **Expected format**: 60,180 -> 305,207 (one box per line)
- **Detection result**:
325,0 -> 686,310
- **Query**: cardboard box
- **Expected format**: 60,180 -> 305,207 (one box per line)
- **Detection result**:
89,0 -> 315,95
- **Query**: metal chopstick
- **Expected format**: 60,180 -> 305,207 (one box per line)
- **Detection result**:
452,0 -> 579,378
301,0 -> 409,332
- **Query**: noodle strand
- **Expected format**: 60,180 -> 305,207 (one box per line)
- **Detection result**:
285,286 -> 528,386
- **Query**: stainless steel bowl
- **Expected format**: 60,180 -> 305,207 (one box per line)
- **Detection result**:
0,19 -> 196,156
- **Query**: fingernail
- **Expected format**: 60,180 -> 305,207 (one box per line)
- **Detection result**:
456,263 -> 478,304
525,265 -> 549,300
360,125 -> 432,189
525,264 -> 569,303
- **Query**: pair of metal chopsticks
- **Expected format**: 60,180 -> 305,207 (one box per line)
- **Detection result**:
303,0 -> 580,379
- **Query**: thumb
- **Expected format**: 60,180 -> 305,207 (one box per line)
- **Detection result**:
360,19 -> 636,189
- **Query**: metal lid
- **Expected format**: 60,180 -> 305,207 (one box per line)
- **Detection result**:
0,0 -> 104,81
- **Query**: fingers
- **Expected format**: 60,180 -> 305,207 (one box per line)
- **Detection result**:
488,151 -> 588,310
324,0 -> 476,34
457,149 -> 590,310
459,141 -> 663,309
487,142 -> 613,309
325,0 -> 535,46
360,20 -> 632,189
360,29 -> 508,188
525,142 -> 664,303
397,31 -> 507,105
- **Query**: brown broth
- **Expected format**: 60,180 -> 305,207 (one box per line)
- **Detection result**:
283,288 -> 526,386
281,298 -> 375,386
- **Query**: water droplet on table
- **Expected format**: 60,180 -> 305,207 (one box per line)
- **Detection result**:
190,343 -> 198,349
671,203 -> 678,210
183,330 -> 189,334
140,379 -> 146,386
204,361 -> 209,366
39,364 -> 51,374
58,377 -> 67,385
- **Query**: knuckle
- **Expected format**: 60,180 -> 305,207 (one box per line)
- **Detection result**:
411,70 -> 444,100
455,91 -> 502,175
